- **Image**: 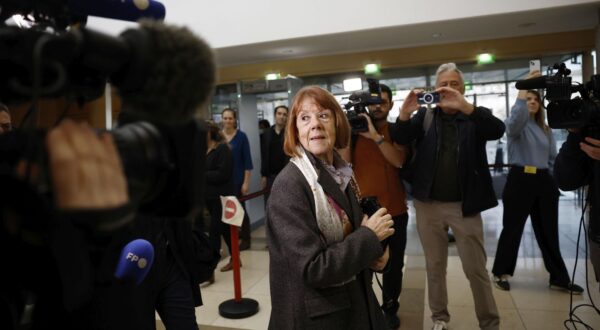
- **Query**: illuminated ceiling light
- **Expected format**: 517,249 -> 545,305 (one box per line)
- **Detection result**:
364,63 -> 381,75
265,73 -> 281,80
343,78 -> 362,92
477,53 -> 495,65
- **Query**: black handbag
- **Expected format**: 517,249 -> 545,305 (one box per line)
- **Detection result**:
191,228 -> 220,284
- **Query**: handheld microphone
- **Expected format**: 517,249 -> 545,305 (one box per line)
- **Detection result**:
114,239 -> 154,285
68,0 -> 166,22
515,76 -> 548,90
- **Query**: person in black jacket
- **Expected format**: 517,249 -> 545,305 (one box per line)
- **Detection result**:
554,129 -> 600,290
204,120 -> 235,282
395,63 -> 503,330
260,105 -> 290,202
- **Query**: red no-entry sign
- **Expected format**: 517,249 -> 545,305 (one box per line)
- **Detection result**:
224,199 -> 237,219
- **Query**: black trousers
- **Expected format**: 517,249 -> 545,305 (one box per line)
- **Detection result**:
492,167 -> 570,285
206,198 -> 232,255
382,213 -> 409,313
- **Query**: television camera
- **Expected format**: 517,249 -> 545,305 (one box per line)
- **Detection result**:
515,62 -> 600,133
0,2 -> 215,328
344,78 -> 383,133
0,0 -> 214,216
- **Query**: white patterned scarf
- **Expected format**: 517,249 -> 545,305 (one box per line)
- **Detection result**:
290,147 -> 344,245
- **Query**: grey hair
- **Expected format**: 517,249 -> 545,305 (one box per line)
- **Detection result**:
435,62 -> 465,85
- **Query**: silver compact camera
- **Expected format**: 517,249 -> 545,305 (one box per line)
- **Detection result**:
417,92 -> 440,105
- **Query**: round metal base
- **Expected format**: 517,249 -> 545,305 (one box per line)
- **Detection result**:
218,298 -> 259,319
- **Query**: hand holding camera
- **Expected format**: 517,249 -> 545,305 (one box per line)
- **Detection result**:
399,89 -> 425,121
46,120 -> 129,210
361,207 -> 394,242
525,70 -> 542,80
437,87 -> 474,115
580,136 -> 600,161
357,113 -> 379,140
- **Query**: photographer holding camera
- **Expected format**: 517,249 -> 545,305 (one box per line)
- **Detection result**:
491,70 -> 583,294
395,63 -> 503,330
339,83 -> 408,329
554,128 -> 600,289
510,62 -> 600,293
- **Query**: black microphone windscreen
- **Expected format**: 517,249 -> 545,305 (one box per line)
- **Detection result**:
515,76 -> 548,90
115,21 -> 216,126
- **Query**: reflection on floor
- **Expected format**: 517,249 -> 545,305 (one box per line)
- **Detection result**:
158,197 -> 600,329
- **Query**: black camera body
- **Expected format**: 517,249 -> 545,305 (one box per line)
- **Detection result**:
515,63 -> 600,130
417,91 -> 440,105
360,196 -> 381,218
344,78 -> 383,133
360,195 -> 389,248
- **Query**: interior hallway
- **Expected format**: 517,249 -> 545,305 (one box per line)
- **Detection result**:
158,194 -> 600,330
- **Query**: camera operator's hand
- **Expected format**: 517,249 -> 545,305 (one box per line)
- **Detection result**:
357,113 -> 379,140
46,120 -> 128,210
580,137 -> 600,161
436,87 -> 474,115
399,89 -> 424,121
361,207 -> 394,242
370,246 -> 389,271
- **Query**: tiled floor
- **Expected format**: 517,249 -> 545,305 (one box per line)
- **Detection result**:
158,196 -> 600,329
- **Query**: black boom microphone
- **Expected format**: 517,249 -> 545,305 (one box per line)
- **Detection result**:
515,76 -> 548,90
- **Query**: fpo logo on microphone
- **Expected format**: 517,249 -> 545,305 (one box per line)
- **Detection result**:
126,252 -> 149,269
115,239 -> 154,284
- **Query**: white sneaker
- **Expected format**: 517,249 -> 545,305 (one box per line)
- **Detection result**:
432,320 -> 448,330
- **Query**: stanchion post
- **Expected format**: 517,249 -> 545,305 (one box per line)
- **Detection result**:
230,225 -> 242,302
218,213 -> 259,319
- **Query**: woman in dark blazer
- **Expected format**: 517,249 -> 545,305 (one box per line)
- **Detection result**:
266,86 -> 394,330
204,120 -> 235,281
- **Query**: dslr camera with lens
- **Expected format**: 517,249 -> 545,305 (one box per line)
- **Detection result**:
344,78 -> 383,133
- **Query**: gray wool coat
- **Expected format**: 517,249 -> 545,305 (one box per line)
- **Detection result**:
266,152 -> 388,330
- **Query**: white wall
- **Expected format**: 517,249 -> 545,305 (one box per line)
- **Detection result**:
87,0 -> 597,48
